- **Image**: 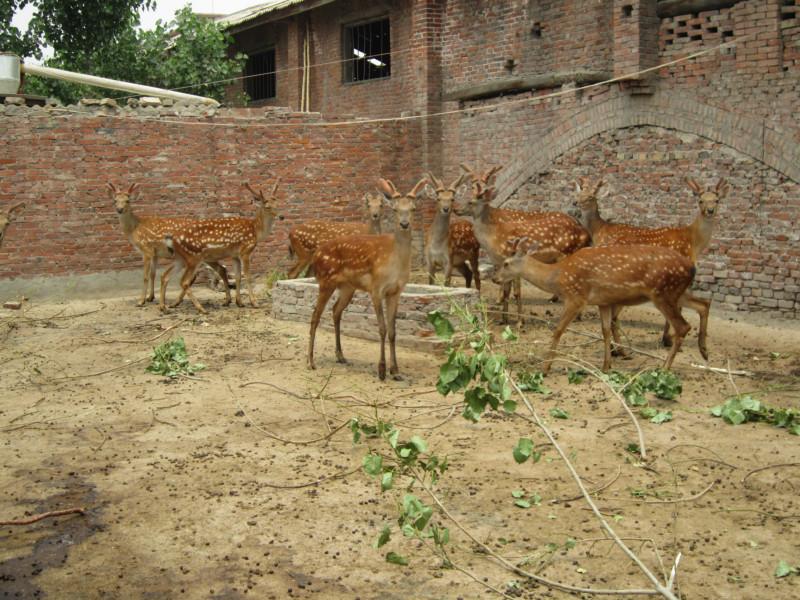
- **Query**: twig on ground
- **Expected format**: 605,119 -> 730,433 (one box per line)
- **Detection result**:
91,318 -> 190,344
689,363 -> 752,377
234,396 -> 349,446
0,507 -> 85,526
551,466 -> 622,504
718,508 -> 800,520
258,467 -> 360,490
631,481 -> 715,505
741,463 -> 800,486
240,380 -> 309,400
46,356 -> 149,382
665,444 -> 739,470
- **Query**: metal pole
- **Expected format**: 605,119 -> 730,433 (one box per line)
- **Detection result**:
20,62 -> 219,106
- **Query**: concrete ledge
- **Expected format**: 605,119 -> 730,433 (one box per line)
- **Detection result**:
271,278 -> 480,350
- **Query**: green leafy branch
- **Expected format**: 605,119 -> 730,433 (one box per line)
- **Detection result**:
145,337 -> 205,379
712,395 -> 800,435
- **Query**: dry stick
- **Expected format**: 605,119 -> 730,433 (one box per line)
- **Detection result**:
551,466 -> 622,504
258,467 -> 361,490
240,380 -> 309,400
46,356 -> 149,382
632,481 -> 715,505
5,305 -> 105,323
397,406 -> 459,431
0,507 -> 85,526
718,508 -> 800,521
91,318 -> 191,344
741,462 -> 800,486
689,363 -> 752,377
508,378 -> 678,600
413,473 -> 659,597
665,443 -> 740,470
235,398 -> 349,446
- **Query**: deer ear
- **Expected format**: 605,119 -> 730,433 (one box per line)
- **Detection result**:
715,178 -> 729,199
598,187 -> 610,199
8,202 -> 25,220
574,180 -> 582,193
107,182 -> 117,194
128,183 -> 140,195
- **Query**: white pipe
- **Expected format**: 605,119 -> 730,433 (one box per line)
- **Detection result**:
20,62 -> 219,106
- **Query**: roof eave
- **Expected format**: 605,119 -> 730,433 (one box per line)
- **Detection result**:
224,0 -> 338,35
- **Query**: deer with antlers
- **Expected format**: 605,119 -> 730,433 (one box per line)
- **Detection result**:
110,183 -> 231,307
575,176 -> 729,359
458,166 -> 590,323
163,178 -> 283,314
0,202 -> 25,249
494,238 -> 695,373
286,192 -> 385,279
307,177 -> 428,380
424,172 -> 481,289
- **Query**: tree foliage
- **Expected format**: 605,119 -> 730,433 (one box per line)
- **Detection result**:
3,2 -> 246,104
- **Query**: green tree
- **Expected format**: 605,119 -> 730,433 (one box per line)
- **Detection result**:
0,0 -> 154,60
4,2 -> 246,104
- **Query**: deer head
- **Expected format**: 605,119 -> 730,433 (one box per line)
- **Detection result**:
108,182 -> 140,214
0,202 -> 25,248
376,177 -> 428,231
574,177 -> 609,211
364,191 -> 384,225
686,177 -> 729,218
244,178 -> 285,221
492,237 -> 535,284
426,172 -> 468,216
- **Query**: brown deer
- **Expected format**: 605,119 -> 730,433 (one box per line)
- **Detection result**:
424,172 -> 481,289
163,178 -> 283,314
110,183 -> 230,307
494,239 -> 695,373
286,191 -> 384,279
458,173 -> 590,323
575,177 -> 729,359
0,202 -> 25,249
307,177 -> 428,380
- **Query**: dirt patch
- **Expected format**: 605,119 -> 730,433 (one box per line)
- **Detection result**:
0,276 -> 798,599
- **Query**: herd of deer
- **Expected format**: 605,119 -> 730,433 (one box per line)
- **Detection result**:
0,167 -> 728,380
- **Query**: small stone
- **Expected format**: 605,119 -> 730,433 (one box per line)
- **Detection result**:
100,98 -> 118,108
4,96 -> 25,105
79,98 -> 102,106
139,96 -> 162,107
127,98 -> 139,107
3,301 -> 22,310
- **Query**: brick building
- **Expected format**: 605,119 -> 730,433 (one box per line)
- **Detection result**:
1,0 -> 798,317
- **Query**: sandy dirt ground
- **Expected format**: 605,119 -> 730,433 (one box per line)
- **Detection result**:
1,274 -> 798,600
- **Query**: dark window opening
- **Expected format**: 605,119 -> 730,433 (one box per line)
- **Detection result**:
245,48 -> 276,101
343,18 -> 390,83
531,22 -> 542,38
706,26 -> 718,33
622,5 -> 633,17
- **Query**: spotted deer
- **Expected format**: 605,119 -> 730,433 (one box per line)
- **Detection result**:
163,179 -> 283,314
494,239 -> 695,373
109,183 -> 230,307
287,191 -> 384,279
424,172 -> 481,289
458,170 -> 590,323
0,202 -> 25,249
307,177 -> 428,380
575,176 -> 729,359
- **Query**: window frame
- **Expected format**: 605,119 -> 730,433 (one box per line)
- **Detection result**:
244,46 -> 277,102
342,16 -> 392,85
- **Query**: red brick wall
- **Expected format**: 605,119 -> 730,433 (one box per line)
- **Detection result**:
0,105 -> 421,280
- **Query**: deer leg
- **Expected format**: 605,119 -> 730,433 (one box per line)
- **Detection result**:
370,293 -> 388,381
287,259 -> 307,279
610,305 -> 630,358
147,255 -> 157,302
177,263 -> 206,314
661,319 -> 674,349
207,262 -> 231,306
500,281 -> 511,324
599,305 -> 615,372
159,262 -> 177,312
138,256 -> 152,306
470,253 -> 481,291
308,284 -> 335,371
232,258 -> 244,307
385,291 -> 402,379
542,300 -> 583,375
514,277 -> 523,325
680,292 -> 711,360
443,259 -> 454,288
241,252 -> 258,308
455,262 -> 472,289
332,286 -> 356,364
654,300 -> 691,370
426,257 -> 436,286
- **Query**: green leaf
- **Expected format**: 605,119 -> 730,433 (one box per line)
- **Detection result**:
439,362 -> 460,385
349,418 -> 361,443
374,526 -> 391,548
409,435 -> 428,454
362,453 -> 383,476
501,326 -> 518,342
565,538 -> 577,550
511,490 -> 525,499
427,310 -> 455,340
513,438 -> 534,464
385,552 -> 409,566
775,560 -> 794,578
503,399 -> 517,413
567,369 -> 588,384
649,411 -> 673,424
514,499 -> 531,509
549,407 -> 569,419
381,471 -> 394,492
387,429 -> 400,449
530,492 -> 542,506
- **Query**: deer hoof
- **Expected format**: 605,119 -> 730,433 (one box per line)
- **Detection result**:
236,299 -> 245,308
336,355 -> 349,365
661,336 -> 674,348
699,346 -> 709,361
136,300 -> 146,307
250,301 -> 259,309
378,364 -> 386,380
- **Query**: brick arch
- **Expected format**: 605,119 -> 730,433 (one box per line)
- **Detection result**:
494,91 -> 800,204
